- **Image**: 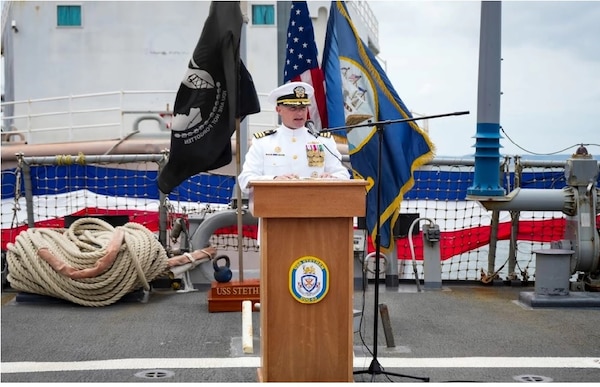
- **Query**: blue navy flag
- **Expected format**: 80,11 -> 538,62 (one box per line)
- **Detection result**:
322,0 -> 435,253
158,1 -> 260,194
283,1 -> 327,130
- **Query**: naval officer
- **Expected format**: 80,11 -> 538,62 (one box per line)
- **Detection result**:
238,81 -> 350,194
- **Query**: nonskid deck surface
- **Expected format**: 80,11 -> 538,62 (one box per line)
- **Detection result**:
1,283 -> 599,383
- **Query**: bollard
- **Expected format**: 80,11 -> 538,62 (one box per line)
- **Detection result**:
533,249 -> 573,296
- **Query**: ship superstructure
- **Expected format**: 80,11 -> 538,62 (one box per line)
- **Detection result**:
1,1 -> 380,145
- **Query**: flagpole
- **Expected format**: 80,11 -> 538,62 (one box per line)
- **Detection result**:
235,118 -> 245,282
237,1 -> 249,283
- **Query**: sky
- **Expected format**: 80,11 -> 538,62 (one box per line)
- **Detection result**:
366,0 -> 600,157
1,1 -> 597,159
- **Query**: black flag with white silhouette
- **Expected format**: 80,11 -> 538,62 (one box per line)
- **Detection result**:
158,1 -> 260,194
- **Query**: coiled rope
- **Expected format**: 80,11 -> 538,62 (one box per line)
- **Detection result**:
6,218 -> 169,307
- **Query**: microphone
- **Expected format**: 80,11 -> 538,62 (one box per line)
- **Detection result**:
305,120 -> 319,138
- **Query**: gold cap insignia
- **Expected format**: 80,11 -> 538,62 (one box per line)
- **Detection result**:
293,86 -> 306,99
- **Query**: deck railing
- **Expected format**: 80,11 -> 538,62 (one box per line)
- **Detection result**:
3,152 -> 597,283
1,90 -> 278,145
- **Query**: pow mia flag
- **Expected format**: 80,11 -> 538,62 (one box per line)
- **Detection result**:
158,1 -> 260,194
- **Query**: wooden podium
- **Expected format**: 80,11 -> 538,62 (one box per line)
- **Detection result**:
249,179 -> 367,382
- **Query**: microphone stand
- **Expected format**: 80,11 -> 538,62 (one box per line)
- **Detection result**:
321,111 -> 469,382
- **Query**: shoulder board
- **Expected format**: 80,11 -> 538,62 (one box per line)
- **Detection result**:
319,132 -> 332,138
253,129 -> 277,139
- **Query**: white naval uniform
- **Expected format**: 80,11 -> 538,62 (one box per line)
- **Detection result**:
238,124 -> 350,193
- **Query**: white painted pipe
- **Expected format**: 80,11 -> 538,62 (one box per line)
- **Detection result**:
242,300 -> 253,354
169,256 -> 209,277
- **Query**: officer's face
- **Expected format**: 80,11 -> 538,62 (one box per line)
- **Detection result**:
277,105 -> 308,129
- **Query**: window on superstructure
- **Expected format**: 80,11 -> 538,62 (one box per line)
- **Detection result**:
252,4 -> 275,25
57,5 -> 82,27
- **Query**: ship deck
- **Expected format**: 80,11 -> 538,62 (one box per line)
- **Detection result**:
1,281 -> 599,383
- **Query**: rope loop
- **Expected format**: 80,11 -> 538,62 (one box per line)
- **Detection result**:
6,218 -> 169,306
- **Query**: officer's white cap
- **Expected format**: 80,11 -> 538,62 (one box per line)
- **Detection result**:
267,81 -> 314,106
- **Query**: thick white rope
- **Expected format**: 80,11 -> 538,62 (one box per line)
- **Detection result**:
6,218 -> 169,307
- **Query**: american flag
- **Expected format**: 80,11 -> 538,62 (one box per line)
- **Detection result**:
283,1 -> 328,130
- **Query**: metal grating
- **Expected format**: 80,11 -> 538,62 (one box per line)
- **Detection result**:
134,369 -> 175,379
513,374 -> 554,383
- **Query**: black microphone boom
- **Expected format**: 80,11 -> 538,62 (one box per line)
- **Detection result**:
305,120 -> 319,138
319,110 -> 470,134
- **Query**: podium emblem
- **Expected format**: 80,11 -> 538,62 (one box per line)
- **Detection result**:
289,256 -> 330,304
